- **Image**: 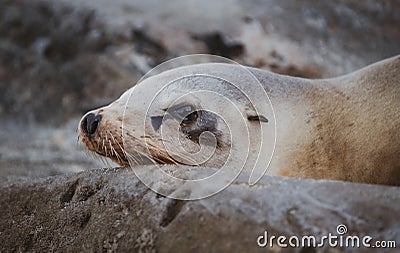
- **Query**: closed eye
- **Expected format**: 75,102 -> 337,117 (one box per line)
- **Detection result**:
167,104 -> 201,126
181,110 -> 201,126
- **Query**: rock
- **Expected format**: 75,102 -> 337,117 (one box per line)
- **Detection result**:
0,0 -> 144,124
1,166 -> 399,252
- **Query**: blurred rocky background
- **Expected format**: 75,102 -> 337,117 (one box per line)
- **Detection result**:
0,0 -> 399,177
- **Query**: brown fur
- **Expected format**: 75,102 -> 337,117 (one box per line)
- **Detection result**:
252,55 -> 400,185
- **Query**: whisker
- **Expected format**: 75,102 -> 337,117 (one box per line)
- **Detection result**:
153,140 -> 198,165
111,133 -> 140,165
124,152 -> 139,166
109,138 -> 123,165
104,138 -> 109,158
121,139 -> 160,165
140,136 -> 196,165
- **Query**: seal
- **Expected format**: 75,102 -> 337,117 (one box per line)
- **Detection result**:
78,55 -> 400,186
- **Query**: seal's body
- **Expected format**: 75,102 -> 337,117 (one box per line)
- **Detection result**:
79,55 -> 400,186
252,56 -> 400,185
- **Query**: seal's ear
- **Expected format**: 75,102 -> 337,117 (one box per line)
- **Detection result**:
247,115 -> 268,123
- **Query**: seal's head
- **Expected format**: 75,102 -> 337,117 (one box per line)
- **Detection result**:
78,63 -> 275,172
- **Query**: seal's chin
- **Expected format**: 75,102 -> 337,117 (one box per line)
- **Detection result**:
94,146 -> 130,167
147,148 -> 185,165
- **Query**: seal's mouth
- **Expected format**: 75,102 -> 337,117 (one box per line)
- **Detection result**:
81,134 -> 187,166
78,117 -> 183,166
79,128 -> 130,166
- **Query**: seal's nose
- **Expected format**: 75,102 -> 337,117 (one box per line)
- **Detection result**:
81,113 -> 102,137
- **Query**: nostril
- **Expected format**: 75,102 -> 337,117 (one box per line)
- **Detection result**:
81,113 -> 102,137
89,116 -> 100,135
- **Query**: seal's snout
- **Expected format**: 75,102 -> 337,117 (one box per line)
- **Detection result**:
81,113 -> 102,137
